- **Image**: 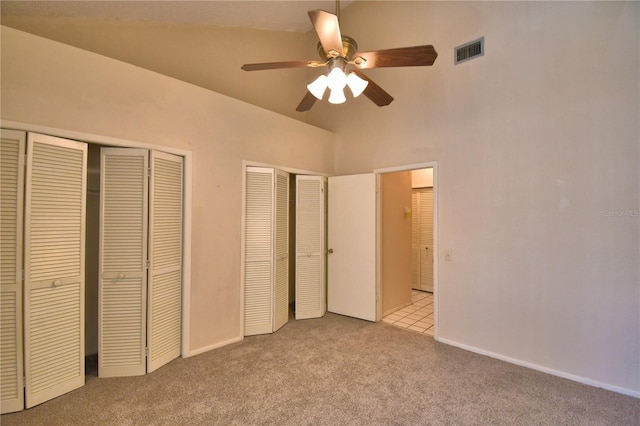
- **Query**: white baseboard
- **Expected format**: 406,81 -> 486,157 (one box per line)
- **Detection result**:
185,335 -> 243,358
436,336 -> 640,399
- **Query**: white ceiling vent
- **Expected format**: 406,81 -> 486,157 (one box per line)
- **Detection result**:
455,37 -> 484,65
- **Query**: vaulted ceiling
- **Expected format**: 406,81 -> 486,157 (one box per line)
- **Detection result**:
1,1 -> 354,32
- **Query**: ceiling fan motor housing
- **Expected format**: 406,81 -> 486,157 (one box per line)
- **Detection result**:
317,35 -> 358,60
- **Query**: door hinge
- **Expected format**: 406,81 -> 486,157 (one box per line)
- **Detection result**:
147,167 -> 151,177
145,347 -> 149,357
146,259 -> 150,269
23,376 -> 26,387
21,270 -> 25,281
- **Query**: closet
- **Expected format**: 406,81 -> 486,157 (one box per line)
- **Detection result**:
411,187 -> 434,292
243,169 -> 327,336
0,130 -> 184,413
244,167 -> 290,335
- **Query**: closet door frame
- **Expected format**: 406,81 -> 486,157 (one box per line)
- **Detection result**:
2,121 -> 192,358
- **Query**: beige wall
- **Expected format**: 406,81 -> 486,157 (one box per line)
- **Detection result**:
309,1 -> 639,393
381,172 -> 413,316
0,26 -> 335,353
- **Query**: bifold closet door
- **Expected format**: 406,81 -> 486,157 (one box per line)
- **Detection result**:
99,148 -> 148,378
273,169 -> 290,332
0,130 -> 25,414
24,133 -> 87,408
147,151 -> 183,373
295,175 -> 327,320
418,188 -> 434,292
244,167 -> 289,335
411,191 -> 419,290
244,167 -> 274,336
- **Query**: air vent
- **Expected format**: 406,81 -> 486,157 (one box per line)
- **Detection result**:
455,37 -> 484,65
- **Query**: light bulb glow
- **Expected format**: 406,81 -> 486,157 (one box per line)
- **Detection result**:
346,73 -> 369,98
327,68 -> 347,91
307,75 -> 328,100
328,88 -> 346,104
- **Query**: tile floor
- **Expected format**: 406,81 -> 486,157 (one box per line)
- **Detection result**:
382,289 -> 434,337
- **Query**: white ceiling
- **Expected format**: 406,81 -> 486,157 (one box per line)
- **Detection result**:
1,0 -> 355,32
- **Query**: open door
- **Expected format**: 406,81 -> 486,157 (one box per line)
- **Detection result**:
99,148 -> 148,378
295,175 -> 327,320
147,151 -> 183,373
327,173 -> 377,322
24,133 -> 86,408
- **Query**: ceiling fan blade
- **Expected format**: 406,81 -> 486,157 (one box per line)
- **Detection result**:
353,45 -> 438,69
308,9 -> 344,57
352,71 -> 394,107
241,60 -> 324,71
296,91 -> 317,112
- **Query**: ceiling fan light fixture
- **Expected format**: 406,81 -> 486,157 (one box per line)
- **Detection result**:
307,74 -> 328,99
327,67 -> 347,91
328,88 -> 347,104
346,72 -> 368,98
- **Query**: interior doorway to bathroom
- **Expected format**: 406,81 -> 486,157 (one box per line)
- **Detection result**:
377,164 -> 437,338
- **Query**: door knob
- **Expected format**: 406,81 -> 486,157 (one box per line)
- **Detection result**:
118,273 -> 125,279
328,248 -> 334,254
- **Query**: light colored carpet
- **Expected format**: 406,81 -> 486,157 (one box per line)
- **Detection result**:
2,313 -> 638,425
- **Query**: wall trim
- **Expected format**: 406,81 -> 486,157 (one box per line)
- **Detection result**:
1,119 -> 193,358
437,336 -> 640,398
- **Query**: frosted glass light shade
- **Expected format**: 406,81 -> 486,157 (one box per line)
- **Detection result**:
328,88 -> 346,104
346,73 -> 369,98
327,67 -> 347,91
307,75 -> 328,100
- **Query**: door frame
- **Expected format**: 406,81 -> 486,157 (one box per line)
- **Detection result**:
374,161 -> 438,340
0,120 -> 193,357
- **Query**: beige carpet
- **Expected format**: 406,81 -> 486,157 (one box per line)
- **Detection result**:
2,313 -> 638,425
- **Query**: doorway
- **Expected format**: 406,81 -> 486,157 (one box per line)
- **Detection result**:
376,163 -> 438,339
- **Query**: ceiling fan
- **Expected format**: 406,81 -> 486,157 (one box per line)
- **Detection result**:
241,7 -> 438,112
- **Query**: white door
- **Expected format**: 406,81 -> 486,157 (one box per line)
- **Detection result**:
0,130 -> 25,414
244,167 -> 274,336
327,174 -> 376,322
99,148 -> 148,377
295,175 -> 327,320
147,151 -> 183,373
24,133 -> 86,408
273,170 -> 290,331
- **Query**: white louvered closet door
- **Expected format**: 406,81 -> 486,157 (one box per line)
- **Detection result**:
244,167 -> 274,336
295,175 -> 327,320
99,148 -> 148,378
24,133 -> 87,409
411,191 -> 419,290
0,130 -> 25,414
418,188 -> 434,292
147,151 -> 183,373
273,170 -> 289,332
